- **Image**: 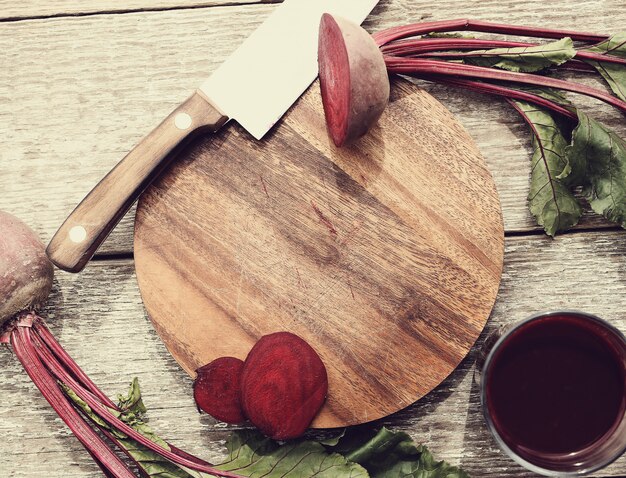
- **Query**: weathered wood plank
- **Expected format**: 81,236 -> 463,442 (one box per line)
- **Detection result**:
0,3 -> 274,255
1,1 -> 626,257
0,1 -> 281,21
2,230 -> 626,476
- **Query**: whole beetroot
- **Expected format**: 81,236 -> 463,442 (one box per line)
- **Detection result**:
240,332 -> 328,440
0,211 -> 54,328
0,211 -> 140,476
0,211 -> 242,477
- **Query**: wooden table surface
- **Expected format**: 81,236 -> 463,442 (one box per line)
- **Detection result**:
1,1 -> 625,476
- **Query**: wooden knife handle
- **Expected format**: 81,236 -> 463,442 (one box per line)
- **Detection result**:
46,90 -> 228,272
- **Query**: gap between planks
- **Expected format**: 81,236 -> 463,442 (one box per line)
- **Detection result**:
91,224 -> 625,260
0,0 -> 282,24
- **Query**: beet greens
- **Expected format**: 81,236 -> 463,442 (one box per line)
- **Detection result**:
321,17 -> 626,236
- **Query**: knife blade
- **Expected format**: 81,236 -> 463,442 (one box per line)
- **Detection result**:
46,0 -> 379,273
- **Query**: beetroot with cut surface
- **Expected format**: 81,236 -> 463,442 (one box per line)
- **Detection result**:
240,332 -> 328,440
318,13 -> 390,147
193,357 -> 246,424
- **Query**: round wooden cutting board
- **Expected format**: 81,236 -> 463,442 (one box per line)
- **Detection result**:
134,78 -> 504,428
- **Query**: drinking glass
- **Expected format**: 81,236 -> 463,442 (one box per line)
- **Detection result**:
476,310 -> 626,476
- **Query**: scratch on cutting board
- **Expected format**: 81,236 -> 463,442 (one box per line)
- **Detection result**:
310,200 -> 337,237
340,220 -> 363,247
234,263 -> 248,317
380,347 -> 393,374
259,174 -> 269,198
295,266 -> 304,289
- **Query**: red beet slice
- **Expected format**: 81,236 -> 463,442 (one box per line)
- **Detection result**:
193,357 -> 246,424
240,332 -> 328,440
318,13 -> 390,147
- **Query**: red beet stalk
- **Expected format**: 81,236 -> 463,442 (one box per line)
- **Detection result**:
384,57 -> 626,114
33,319 -> 210,468
425,77 -> 578,120
381,38 -> 532,56
28,335 -> 242,477
34,320 -> 117,407
381,37 -> 626,67
36,321 -> 210,461
33,318 -> 235,476
10,316 -> 135,478
425,49 -> 626,66
33,326 -> 211,470
28,334 -> 190,474
373,19 -> 609,46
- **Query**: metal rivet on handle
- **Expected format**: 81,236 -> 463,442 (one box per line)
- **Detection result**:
174,113 -> 193,130
69,225 -> 87,243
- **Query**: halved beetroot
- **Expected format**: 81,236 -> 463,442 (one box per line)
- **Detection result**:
318,13 -> 390,147
193,357 -> 245,424
240,332 -> 328,440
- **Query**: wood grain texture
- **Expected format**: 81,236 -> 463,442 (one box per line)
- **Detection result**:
0,4 -> 274,255
1,1 -> 626,256
1,1 -> 626,477
133,77 -> 504,428
0,0 -> 281,21
3,230 -> 626,477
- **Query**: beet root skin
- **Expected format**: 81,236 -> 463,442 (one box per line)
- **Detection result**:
318,13 -> 390,147
240,332 -> 328,440
193,356 -> 246,424
0,211 -> 54,328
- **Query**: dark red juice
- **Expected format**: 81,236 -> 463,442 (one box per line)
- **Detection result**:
486,314 -> 626,463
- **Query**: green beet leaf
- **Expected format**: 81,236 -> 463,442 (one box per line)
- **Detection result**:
216,430 -> 368,477
513,86 -> 574,108
117,375 -> 147,415
64,379 -> 197,478
584,32 -> 626,100
464,37 -> 576,72
512,100 -> 582,236
567,110 -> 626,227
217,428 -> 469,478
65,379 -> 470,478
327,427 -> 469,478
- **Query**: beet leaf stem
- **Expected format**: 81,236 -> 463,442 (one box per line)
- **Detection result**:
419,76 -> 577,120
27,330 -> 241,477
33,321 -> 116,408
11,323 -> 135,478
373,19 -> 609,46
381,38 -> 531,56
384,56 -> 626,114
384,40 -> 626,67
32,319 -> 216,470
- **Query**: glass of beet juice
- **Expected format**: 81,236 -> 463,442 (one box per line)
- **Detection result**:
479,311 -> 626,476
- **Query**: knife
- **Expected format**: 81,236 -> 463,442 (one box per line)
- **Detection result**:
46,0 -> 379,273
